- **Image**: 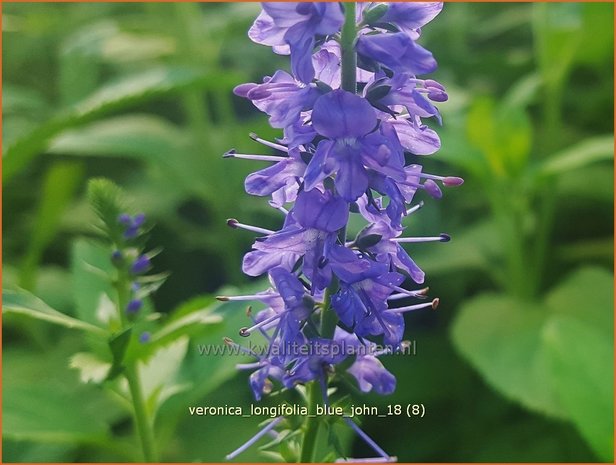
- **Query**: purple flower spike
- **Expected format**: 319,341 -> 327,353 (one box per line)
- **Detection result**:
226,3 -> 460,461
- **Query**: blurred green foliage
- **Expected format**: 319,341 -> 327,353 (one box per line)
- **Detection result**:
2,2 -> 614,462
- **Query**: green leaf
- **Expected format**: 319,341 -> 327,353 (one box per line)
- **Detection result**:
69,352 -> 111,384
61,20 -> 175,66
413,219 -> 500,275
4,382 -> 110,444
48,115 -> 221,199
556,164 -> 614,203
87,178 -> 129,244
452,293 -> 565,418
3,288 -> 107,337
501,73 -> 541,110
538,135 -> 614,177
575,3 -> 614,66
3,440 -> 76,463
533,3 -> 583,91
138,337 -> 190,417
544,267 -> 614,337
452,267 -> 614,456
155,283 -> 269,438
49,115 -> 188,161
557,238 -> 614,264
3,342 -> 122,445
18,161 -> 84,290
71,238 -> 115,327
3,66 -> 240,181
108,327 -> 132,378
543,316 -> 614,461
150,309 -> 222,346
466,96 -> 532,177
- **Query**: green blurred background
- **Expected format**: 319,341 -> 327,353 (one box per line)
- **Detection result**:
2,2 -> 614,462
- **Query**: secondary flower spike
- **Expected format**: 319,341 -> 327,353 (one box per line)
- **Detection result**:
224,2 -> 460,462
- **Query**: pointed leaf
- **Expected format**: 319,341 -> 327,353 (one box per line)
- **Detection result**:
3,288 -> 107,337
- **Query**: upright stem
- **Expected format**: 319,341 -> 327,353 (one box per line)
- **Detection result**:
115,270 -> 158,462
341,2 -> 357,93
320,286 -> 339,339
299,381 -> 322,462
125,367 -> 158,462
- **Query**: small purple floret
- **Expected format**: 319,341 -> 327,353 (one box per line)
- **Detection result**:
126,299 -> 143,314
131,255 -> 151,275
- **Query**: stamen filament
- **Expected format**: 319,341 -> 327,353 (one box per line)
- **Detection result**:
223,150 -> 284,162
387,293 -> 410,301
268,201 -> 289,214
236,362 -> 263,370
336,457 -> 397,463
393,234 -> 450,243
223,337 -> 258,356
227,218 -> 275,235
216,293 -> 277,302
405,201 -> 424,215
239,312 -> 282,337
420,173 -> 464,186
343,418 -> 393,461
387,298 -> 439,314
226,417 -> 284,460
249,132 -> 289,152
388,287 -> 429,300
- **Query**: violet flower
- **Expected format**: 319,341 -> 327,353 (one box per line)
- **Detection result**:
249,2 -> 344,83
233,70 -> 320,129
379,2 -> 444,39
305,89 -> 406,202
357,32 -> 437,76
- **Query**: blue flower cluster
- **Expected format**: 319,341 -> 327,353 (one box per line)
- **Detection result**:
224,2 -> 460,461
113,213 -> 153,318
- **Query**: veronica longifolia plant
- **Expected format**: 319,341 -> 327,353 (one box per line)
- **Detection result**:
222,3 -> 461,462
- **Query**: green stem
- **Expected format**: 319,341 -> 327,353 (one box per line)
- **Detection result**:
299,381 -> 322,463
531,85 -> 563,297
125,367 -> 158,462
173,3 -> 212,142
341,2 -> 357,93
320,286 -> 339,339
115,270 -> 158,461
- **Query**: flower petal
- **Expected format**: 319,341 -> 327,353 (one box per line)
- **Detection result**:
357,33 -> 437,75
347,355 -> 396,395
294,189 -> 349,232
381,2 -> 443,34
312,90 -> 377,139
